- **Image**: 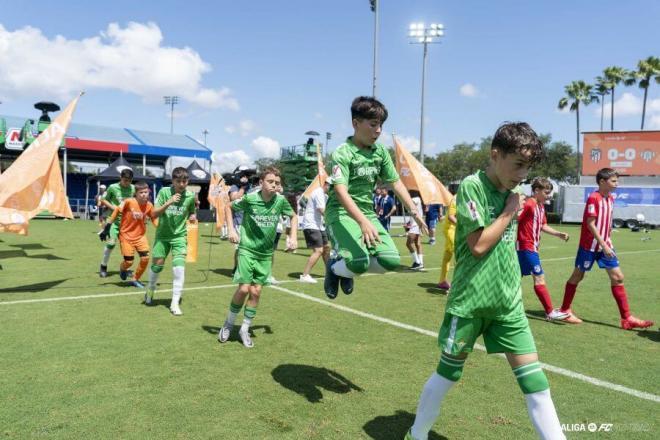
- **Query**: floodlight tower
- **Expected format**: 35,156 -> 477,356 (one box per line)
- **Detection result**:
164,96 -> 179,134
408,22 -> 444,165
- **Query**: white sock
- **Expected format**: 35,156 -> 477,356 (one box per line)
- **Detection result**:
332,258 -> 356,278
171,266 -> 185,306
101,247 -> 112,266
524,389 -> 565,440
411,252 -> 419,264
411,373 -> 456,440
419,254 -> 424,265
240,317 -> 252,333
368,258 -> 387,274
148,267 -> 159,290
227,311 -> 238,326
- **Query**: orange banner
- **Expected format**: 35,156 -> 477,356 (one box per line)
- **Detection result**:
186,220 -> 199,263
394,135 -> 453,206
582,131 -> 660,176
302,143 -> 328,199
207,172 -> 228,231
0,93 -> 81,235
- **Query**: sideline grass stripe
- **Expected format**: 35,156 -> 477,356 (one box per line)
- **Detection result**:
270,284 -> 660,404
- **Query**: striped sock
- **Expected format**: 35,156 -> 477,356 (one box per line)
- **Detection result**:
227,301 -> 243,326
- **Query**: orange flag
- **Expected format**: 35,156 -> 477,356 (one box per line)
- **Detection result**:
393,134 -> 453,206
186,220 -> 199,263
207,172 -> 228,231
302,143 -> 328,199
0,93 -> 82,235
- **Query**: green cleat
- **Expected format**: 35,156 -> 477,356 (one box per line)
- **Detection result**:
144,288 -> 155,306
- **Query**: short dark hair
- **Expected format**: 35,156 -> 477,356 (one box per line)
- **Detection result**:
492,122 -> 544,165
259,166 -> 281,181
134,181 -> 149,191
596,167 -> 618,184
120,168 -> 134,179
531,177 -> 553,192
351,96 -> 388,123
172,167 -> 189,180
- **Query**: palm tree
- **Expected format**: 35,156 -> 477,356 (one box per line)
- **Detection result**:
635,56 -> 660,129
594,76 -> 611,131
602,66 -> 636,130
558,81 -> 599,180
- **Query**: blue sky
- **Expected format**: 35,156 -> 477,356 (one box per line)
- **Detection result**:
1,0 -> 659,171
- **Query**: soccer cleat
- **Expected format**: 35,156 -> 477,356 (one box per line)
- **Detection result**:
546,309 -> 570,321
620,316 -> 654,330
131,280 -> 145,289
268,276 -> 281,285
239,328 -> 254,348
561,309 -> 583,324
437,281 -> 451,291
119,270 -> 129,281
299,274 -> 317,284
340,276 -> 354,295
99,264 -> 108,278
429,238 -> 436,245
143,288 -> 154,306
170,304 -> 183,316
410,262 -> 422,270
218,321 -> 232,343
324,258 -> 340,299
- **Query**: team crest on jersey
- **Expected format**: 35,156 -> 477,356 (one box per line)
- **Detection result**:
332,165 -> 343,180
588,204 -> 596,214
534,265 -> 541,273
466,200 -> 480,221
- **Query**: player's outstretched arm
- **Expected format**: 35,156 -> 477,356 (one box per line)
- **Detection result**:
392,180 -> 429,236
541,224 -> 569,241
467,192 -> 522,258
226,204 -> 239,244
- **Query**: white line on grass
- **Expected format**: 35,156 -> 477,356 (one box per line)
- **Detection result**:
270,284 -> 660,404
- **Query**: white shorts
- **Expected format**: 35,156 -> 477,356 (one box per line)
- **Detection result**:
407,222 -> 420,235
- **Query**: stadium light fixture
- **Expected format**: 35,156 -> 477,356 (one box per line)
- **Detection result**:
163,96 -> 179,134
407,22 -> 445,166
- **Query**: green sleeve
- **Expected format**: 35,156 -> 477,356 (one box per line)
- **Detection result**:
456,178 -> 487,234
378,146 -> 399,183
279,197 -> 295,218
102,186 -> 115,204
155,189 -> 168,208
330,147 -> 351,186
231,197 -> 247,212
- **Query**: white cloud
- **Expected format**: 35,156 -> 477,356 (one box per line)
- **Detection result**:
251,136 -> 281,159
459,83 -> 479,97
0,22 -> 239,110
224,119 -> 257,136
224,126 -> 236,134
599,92 -> 643,118
393,134 -> 421,153
314,112 -> 323,119
649,114 -> 660,129
211,150 -> 252,173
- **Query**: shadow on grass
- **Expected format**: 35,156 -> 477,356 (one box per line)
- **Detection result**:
525,310 -> 566,326
418,282 -> 447,295
202,324 -> 273,344
9,243 -> 51,250
0,279 -> 69,293
27,254 -> 70,261
0,250 -> 27,259
363,410 -> 447,440
211,268 -> 235,278
635,329 -> 659,342
271,364 -> 363,403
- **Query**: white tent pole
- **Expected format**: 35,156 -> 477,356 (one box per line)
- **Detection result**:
84,179 -> 90,220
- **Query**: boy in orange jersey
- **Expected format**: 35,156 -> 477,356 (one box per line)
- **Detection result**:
101,181 -> 174,288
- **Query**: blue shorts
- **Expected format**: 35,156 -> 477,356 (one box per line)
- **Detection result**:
426,217 -> 439,229
517,250 -> 543,276
575,247 -> 619,272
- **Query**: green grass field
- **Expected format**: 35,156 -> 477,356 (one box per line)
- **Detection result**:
1,220 -> 658,439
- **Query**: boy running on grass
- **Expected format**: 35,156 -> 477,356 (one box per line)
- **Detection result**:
559,168 -> 654,330
98,169 -> 134,277
324,96 -> 428,299
144,167 -> 197,316
517,177 -> 570,321
218,166 -> 298,348
100,181 -> 157,288
406,122 -> 565,440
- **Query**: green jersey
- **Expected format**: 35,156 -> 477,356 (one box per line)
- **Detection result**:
325,137 -> 399,224
103,183 -> 135,225
155,187 -> 196,240
232,191 -> 294,260
446,170 -> 523,321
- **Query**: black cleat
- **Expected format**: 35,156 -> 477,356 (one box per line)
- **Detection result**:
99,264 -> 108,278
340,276 -> 353,295
410,262 -> 422,270
324,258 -> 340,299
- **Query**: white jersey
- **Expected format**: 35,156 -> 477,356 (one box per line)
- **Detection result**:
407,196 -> 423,235
301,187 -> 327,231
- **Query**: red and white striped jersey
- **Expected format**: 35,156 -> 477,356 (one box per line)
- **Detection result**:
579,191 -> 614,252
516,198 -> 546,252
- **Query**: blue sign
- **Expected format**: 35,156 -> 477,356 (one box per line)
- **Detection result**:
583,187 -> 660,207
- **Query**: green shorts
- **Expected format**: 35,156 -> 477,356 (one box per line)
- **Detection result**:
326,214 -> 400,274
233,254 -> 272,286
106,222 -> 120,246
152,236 -> 187,266
437,312 -> 537,356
